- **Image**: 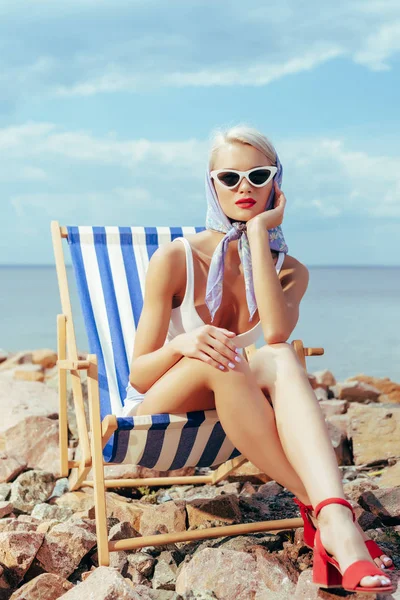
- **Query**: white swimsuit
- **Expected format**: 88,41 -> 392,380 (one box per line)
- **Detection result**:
123,237 -> 285,416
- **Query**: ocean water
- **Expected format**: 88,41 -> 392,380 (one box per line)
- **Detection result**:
0,265 -> 399,383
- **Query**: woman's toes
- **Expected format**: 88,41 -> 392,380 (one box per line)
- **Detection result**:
361,574 -> 392,588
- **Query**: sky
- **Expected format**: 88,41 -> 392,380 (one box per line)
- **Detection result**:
1,0 -> 400,266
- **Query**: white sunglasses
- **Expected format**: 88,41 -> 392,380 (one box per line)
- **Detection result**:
210,166 -> 277,189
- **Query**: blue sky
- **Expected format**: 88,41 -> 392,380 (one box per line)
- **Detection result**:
1,0 -> 399,265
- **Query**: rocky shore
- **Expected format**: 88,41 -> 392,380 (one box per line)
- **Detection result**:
0,348 -> 399,599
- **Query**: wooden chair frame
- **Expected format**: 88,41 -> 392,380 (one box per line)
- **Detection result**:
51,220 -> 324,566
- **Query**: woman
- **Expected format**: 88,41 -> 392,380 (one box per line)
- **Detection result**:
126,125 -> 394,594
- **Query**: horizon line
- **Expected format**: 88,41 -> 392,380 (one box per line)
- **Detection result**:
1,263 -> 400,269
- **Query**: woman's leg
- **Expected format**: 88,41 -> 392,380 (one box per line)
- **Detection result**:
136,355 -> 310,499
136,352 -> 391,587
249,344 -> 393,570
249,342 -> 392,587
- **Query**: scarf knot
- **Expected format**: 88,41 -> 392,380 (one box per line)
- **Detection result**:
204,152 -> 288,325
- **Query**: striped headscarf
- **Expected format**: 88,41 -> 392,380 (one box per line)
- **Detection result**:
204,152 -> 288,323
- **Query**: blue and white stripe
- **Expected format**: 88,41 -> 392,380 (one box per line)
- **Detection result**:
67,226 -> 242,467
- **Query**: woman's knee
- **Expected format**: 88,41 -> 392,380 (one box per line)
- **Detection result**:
250,342 -> 304,388
179,354 -> 251,390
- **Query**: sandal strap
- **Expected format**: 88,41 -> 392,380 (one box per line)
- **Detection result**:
293,498 -> 313,510
314,497 -> 355,521
342,559 -> 384,589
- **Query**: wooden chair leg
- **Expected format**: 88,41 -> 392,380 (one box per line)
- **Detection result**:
68,461 -> 92,491
57,315 -> 69,478
87,354 -> 109,566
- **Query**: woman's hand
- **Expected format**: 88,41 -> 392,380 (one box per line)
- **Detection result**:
170,325 -> 241,370
247,180 -> 287,234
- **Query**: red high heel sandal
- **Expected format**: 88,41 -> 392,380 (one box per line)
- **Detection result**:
312,497 -> 394,594
293,497 -> 395,570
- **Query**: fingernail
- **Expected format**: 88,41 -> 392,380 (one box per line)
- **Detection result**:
218,365 -> 225,370
235,347 -> 240,353
228,362 -> 235,369
234,355 -> 241,362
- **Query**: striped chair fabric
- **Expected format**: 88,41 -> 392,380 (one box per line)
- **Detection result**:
67,226 -> 242,469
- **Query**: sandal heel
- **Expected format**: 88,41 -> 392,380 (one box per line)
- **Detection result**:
312,534 -> 342,588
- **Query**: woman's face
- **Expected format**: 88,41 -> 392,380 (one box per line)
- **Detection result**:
211,142 -> 275,223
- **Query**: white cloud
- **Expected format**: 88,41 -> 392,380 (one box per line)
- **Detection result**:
0,0 -> 400,100
354,21 -> 400,70
2,122 -> 400,224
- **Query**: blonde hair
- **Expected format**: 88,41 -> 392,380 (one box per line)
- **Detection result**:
208,124 -> 277,171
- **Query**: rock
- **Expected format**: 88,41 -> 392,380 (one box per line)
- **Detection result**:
253,481 -> 284,499
325,418 -> 352,466
9,572 -> 74,599
293,569 -> 319,599
55,490 -> 95,515
343,478 -> 379,503
0,483 -> 11,501
319,399 -> 347,418
0,350 -> 8,364
47,478 -> 69,502
0,352 -> 33,371
5,416 -> 60,476
181,482 -> 240,502
334,380 -> 381,403
176,546 -> 298,599
14,365 -> 45,383
60,566 -> 154,599
31,503 -> 74,522
139,501 -> 187,537
0,453 -> 26,483
86,492 -> 146,528
307,374 -> 318,390
313,369 -> 336,387
0,531 -> 44,587
152,551 -> 179,591
186,494 -> 241,529
347,374 -> 400,404
347,403 -> 400,465
358,487 -> 400,524
35,519 -> 97,578
32,350 -> 58,370
326,413 -> 349,438
0,519 -> 38,533
379,461 -> 400,487
238,481 -> 257,497
126,553 -> 156,578
314,387 -> 328,402
0,501 -> 13,518
10,471 -> 56,514
226,460 -> 272,484
0,372 -> 58,434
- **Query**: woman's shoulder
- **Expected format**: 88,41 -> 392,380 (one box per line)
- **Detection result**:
279,253 -> 309,287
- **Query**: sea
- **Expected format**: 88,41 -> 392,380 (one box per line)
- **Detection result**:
0,265 -> 399,383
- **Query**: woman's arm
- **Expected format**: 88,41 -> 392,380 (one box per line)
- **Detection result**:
129,242 -> 185,394
247,223 -> 309,344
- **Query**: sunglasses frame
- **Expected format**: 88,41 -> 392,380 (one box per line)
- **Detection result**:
210,166 -> 278,189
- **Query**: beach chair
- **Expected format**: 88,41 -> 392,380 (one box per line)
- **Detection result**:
51,221 -> 324,566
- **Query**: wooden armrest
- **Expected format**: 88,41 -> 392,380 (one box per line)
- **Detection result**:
57,359 -> 91,370
304,347 -> 324,356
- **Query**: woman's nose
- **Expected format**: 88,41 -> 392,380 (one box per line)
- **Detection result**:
237,175 -> 252,191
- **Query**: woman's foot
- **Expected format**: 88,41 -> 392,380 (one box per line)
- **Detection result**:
306,508 -> 394,570
316,504 -> 392,590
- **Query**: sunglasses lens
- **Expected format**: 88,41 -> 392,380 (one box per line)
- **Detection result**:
249,169 -> 272,186
217,171 -> 240,187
